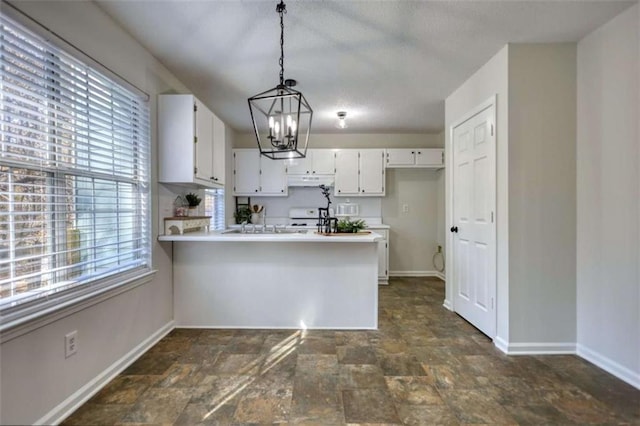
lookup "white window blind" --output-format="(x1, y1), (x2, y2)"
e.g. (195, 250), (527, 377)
(205, 189), (225, 231)
(0, 16), (150, 311)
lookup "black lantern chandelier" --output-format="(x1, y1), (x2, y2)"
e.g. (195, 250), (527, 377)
(248, 0), (313, 160)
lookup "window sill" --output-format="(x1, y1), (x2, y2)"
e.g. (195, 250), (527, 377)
(0, 269), (157, 343)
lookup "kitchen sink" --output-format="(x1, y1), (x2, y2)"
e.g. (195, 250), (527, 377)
(221, 228), (308, 235)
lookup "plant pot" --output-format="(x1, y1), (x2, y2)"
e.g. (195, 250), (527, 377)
(188, 206), (198, 216)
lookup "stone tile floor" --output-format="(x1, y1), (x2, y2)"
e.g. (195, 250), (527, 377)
(63, 277), (639, 425)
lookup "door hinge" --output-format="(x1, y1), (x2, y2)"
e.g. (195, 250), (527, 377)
(385, 243), (388, 248)
(259, 169), (262, 175)
(442, 152), (445, 164)
(194, 104), (197, 112)
(491, 211), (494, 223)
(334, 168), (336, 173)
(194, 167), (198, 174)
(233, 169), (236, 175)
(490, 123), (494, 136)
(194, 136), (198, 144)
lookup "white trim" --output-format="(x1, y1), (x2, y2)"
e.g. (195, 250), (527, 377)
(389, 270), (444, 279)
(37, 320), (175, 426)
(494, 339), (576, 355)
(577, 344), (640, 390)
(1, 270), (157, 343)
(442, 299), (453, 311)
(494, 336), (509, 353)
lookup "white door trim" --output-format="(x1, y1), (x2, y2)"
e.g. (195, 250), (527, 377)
(446, 94), (497, 337)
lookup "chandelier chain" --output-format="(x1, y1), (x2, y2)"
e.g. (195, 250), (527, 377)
(278, 1), (286, 86)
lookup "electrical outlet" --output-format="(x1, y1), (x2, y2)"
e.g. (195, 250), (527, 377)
(65, 330), (78, 358)
(402, 204), (409, 213)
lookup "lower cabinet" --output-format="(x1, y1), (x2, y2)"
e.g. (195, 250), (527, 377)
(372, 228), (389, 284)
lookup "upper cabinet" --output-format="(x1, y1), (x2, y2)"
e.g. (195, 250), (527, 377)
(335, 149), (385, 197)
(233, 149), (287, 196)
(386, 148), (444, 168)
(158, 94), (225, 188)
(286, 149), (335, 175)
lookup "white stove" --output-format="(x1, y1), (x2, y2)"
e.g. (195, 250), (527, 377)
(288, 207), (327, 227)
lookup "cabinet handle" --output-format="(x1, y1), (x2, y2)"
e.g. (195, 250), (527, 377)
(411, 151), (415, 154)
(417, 151), (421, 154)
(362, 189), (365, 193)
(338, 189), (341, 193)
(255, 189), (258, 192)
(281, 189), (284, 193)
(306, 171), (309, 174)
(450, 226), (459, 233)
(312, 171), (316, 174)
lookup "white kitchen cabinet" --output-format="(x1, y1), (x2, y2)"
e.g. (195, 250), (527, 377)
(335, 149), (385, 197)
(286, 149), (335, 175)
(158, 94), (225, 188)
(371, 228), (389, 284)
(233, 149), (287, 196)
(386, 148), (444, 168)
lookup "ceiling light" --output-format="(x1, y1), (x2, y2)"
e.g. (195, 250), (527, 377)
(248, 0), (313, 160)
(336, 111), (347, 129)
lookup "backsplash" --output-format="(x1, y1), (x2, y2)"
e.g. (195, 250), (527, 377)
(245, 187), (382, 220)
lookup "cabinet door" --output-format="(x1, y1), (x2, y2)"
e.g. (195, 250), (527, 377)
(285, 155), (312, 174)
(359, 149), (385, 195)
(260, 157), (287, 195)
(233, 150), (260, 194)
(376, 230), (389, 283)
(194, 98), (214, 183)
(386, 149), (416, 167)
(211, 113), (225, 185)
(312, 149), (335, 174)
(334, 150), (359, 196)
(415, 149), (444, 167)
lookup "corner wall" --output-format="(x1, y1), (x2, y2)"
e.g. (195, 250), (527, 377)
(507, 44), (577, 349)
(576, 4), (639, 388)
(0, 2), (190, 423)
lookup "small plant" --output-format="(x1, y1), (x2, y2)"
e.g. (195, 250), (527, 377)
(336, 219), (366, 233)
(234, 206), (252, 224)
(184, 192), (202, 207)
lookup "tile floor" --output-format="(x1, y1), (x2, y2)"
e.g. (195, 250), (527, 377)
(63, 277), (639, 425)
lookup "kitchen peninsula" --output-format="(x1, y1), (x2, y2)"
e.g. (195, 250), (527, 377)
(159, 230), (382, 329)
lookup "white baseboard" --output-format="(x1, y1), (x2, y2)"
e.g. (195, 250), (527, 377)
(389, 270), (445, 281)
(442, 299), (453, 311)
(38, 321), (175, 426)
(493, 339), (576, 355)
(577, 344), (640, 390)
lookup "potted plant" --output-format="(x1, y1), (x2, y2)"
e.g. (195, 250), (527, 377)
(336, 218), (366, 233)
(184, 192), (202, 216)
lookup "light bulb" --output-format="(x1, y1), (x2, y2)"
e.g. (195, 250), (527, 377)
(336, 111), (348, 129)
(274, 121), (280, 137)
(268, 116), (274, 129)
(291, 119), (297, 133)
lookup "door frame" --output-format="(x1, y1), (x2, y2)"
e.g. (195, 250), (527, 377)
(445, 94), (497, 337)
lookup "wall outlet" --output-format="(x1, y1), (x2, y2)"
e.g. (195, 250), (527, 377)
(65, 330), (78, 358)
(402, 204), (409, 213)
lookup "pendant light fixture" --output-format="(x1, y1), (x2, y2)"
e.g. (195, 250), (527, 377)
(248, 0), (313, 160)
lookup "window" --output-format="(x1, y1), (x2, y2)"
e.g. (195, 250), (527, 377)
(0, 15), (150, 316)
(204, 189), (225, 231)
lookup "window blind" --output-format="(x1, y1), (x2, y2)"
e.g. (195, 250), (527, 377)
(205, 189), (225, 231)
(0, 16), (150, 309)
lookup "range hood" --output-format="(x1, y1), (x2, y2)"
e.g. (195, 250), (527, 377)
(287, 174), (334, 187)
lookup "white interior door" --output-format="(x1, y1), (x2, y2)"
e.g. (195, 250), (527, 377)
(451, 103), (496, 338)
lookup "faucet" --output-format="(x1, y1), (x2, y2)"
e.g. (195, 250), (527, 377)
(241, 221), (248, 233)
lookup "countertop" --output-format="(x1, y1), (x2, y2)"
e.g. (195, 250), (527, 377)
(158, 229), (383, 243)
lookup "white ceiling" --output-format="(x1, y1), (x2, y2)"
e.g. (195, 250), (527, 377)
(96, 0), (634, 134)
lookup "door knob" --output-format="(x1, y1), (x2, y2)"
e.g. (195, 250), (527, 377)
(450, 226), (458, 233)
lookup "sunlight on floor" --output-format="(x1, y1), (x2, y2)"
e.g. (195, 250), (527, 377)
(202, 329), (305, 420)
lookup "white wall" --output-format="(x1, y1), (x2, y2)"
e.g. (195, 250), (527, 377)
(234, 133), (444, 274)
(577, 4), (639, 387)
(445, 43), (578, 350)
(444, 46), (510, 339)
(0, 2), (190, 424)
(508, 44), (577, 347)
